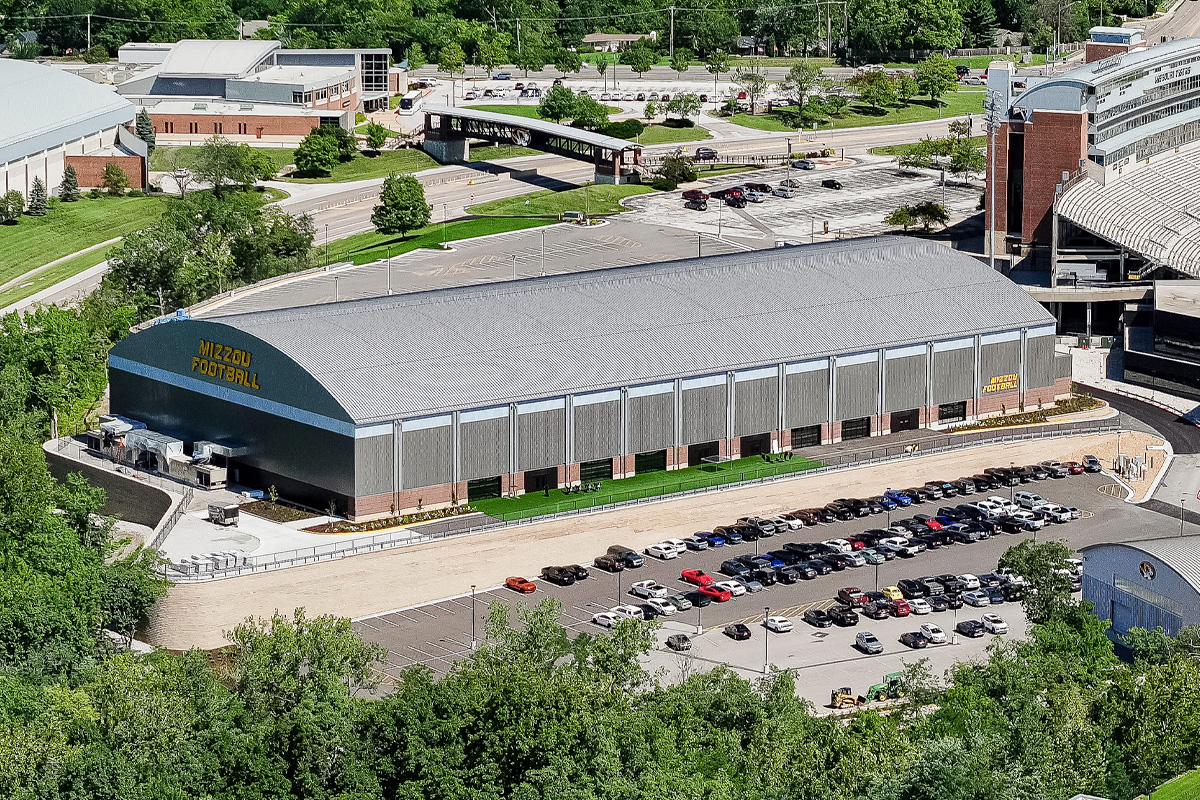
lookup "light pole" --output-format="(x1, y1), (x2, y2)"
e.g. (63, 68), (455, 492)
(386, 246), (392, 295)
(442, 202), (447, 245)
(324, 223), (329, 267)
(983, 90), (1003, 271)
(470, 584), (477, 647)
(1182, 498), (1187, 537)
(540, 228), (546, 276)
(875, 560), (880, 592)
(763, 606), (770, 673)
(1010, 461), (1016, 502)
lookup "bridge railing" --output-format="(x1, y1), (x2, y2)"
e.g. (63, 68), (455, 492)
(642, 153), (791, 167)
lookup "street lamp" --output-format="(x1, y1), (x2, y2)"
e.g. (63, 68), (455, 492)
(1010, 461), (1016, 501)
(470, 584), (477, 647)
(983, 90), (1004, 272)
(1182, 498), (1187, 537)
(763, 606), (770, 673)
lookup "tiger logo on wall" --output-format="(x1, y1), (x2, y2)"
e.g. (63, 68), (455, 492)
(1140, 561), (1157, 580)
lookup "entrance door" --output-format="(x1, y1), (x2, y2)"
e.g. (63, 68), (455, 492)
(467, 476), (501, 501)
(524, 467), (558, 493)
(890, 409), (920, 432)
(580, 459), (613, 482)
(740, 432), (771, 457)
(688, 441), (719, 467)
(791, 425), (821, 448)
(634, 449), (667, 474)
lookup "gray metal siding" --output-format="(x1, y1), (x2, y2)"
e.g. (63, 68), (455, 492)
(574, 401), (620, 463)
(885, 354), (928, 412)
(628, 393), (674, 452)
(459, 417), (510, 480)
(1026, 337), (1056, 390)
(980, 340), (1021, 384)
(1055, 352), (1073, 379)
(518, 408), (566, 471)
(785, 369), (829, 427)
(932, 349), (975, 405)
(735, 377), (778, 436)
(681, 385), (726, 445)
(402, 426), (452, 489)
(354, 434), (393, 496)
(836, 362), (878, 420)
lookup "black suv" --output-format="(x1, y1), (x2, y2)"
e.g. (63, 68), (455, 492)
(606, 545), (644, 568)
(695, 146), (718, 160)
(897, 578), (928, 599)
(540, 566), (576, 586)
(829, 605), (859, 626)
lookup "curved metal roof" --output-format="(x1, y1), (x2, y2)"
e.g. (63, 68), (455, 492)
(0, 60), (134, 165)
(200, 237), (1055, 425)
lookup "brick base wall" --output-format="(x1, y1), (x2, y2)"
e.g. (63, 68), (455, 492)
(1086, 42), (1131, 63)
(149, 113), (321, 138)
(64, 155), (145, 189)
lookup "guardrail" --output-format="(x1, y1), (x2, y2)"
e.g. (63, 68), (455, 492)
(151, 486), (193, 550)
(163, 419), (1119, 582)
(642, 153), (792, 167)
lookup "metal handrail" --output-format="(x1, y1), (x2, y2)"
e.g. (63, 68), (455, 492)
(161, 419), (1119, 582)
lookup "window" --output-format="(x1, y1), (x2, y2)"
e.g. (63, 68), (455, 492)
(162, 121), (174, 133)
(304, 92), (312, 103)
(213, 122), (222, 134)
(316, 88), (328, 101)
(840, 417), (871, 441)
(237, 122), (247, 134)
(292, 91), (303, 104)
(938, 401), (967, 423)
(188, 122), (199, 134)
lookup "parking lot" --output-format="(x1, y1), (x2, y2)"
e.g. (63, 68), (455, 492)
(352, 467), (1149, 698)
(624, 157), (981, 242)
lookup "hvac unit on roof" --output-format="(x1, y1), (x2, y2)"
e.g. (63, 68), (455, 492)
(193, 102), (207, 110)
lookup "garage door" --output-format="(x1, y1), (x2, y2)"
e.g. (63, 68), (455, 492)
(891, 409), (919, 432)
(841, 417), (871, 440)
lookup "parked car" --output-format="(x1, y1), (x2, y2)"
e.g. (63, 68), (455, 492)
(899, 631), (929, 649)
(606, 545), (644, 568)
(889, 599), (913, 617)
(725, 194), (747, 208)
(630, 579), (669, 599)
(695, 146), (718, 160)
(505, 576), (536, 593)
(493, 72), (512, 80)
(803, 608), (834, 627)
(592, 611), (619, 627)
(593, 554), (625, 572)
(666, 633), (692, 651)
(927, 595), (950, 612)
(610, 604), (643, 620)
(666, 593), (693, 611)
(715, 580), (747, 597)
(540, 566), (576, 586)
(838, 587), (868, 606)
(957, 619), (985, 637)
(645, 542), (679, 560)
(919, 623), (947, 643)
(685, 589), (714, 607)
(1083, 454), (1103, 472)
(1040, 460), (1070, 478)
(821, 178), (843, 190)
(793, 158), (816, 169)
(963, 590), (991, 607)
(682, 188), (709, 201)
(856, 631), (884, 653)
(644, 597), (678, 616)
(829, 605), (859, 626)
(773, 185), (800, 198)
(732, 575), (764, 593)
(861, 601), (890, 620)
(765, 615), (794, 632)
(724, 623), (752, 640)
(897, 579), (928, 599)
(682, 534), (711, 551)
(909, 598), (932, 615)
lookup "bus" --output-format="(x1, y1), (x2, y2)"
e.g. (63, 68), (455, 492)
(397, 90), (425, 115)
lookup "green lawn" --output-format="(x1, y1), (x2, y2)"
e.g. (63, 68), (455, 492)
(464, 103), (622, 118)
(474, 454), (824, 521)
(695, 164), (760, 178)
(870, 135), (986, 156)
(1139, 768), (1200, 800)
(467, 184), (654, 217)
(880, 54), (1048, 69)
(636, 124), (713, 145)
(469, 144), (544, 162)
(323, 217), (552, 266)
(0, 245), (115, 310)
(150, 145), (295, 173)
(0, 195), (166, 290)
(354, 123), (404, 139)
(728, 91), (985, 133)
(284, 149), (440, 183)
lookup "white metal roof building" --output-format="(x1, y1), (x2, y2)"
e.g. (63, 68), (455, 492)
(0, 59), (139, 197)
(1082, 537), (1200, 639)
(107, 238), (1070, 518)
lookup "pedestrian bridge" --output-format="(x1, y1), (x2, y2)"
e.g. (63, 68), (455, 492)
(422, 105), (642, 183)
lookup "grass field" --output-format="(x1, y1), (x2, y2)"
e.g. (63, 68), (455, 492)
(467, 184), (654, 216)
(0, 245), (115, 310)
(870, 135), (986, 156)
(285, 149), (440, 183)
(637, 124), (713, 145)
(465, 103), (621, 119)
(0, 195), (165, 290)
(149, 145), (295, 173)
(354, 123), (404, 139)
(695, 164), (760, 178)
(729, 90), (985, 132)
(881, 54), (1049, 69)
(468, 144), (544, 162)
(1138, 768), (1200, 800)
(474, 454), (824, 520)
(323, 217), (551, 266)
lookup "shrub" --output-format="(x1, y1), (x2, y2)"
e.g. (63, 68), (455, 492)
(355, 112), (367, 125)
(126, 188), (145, 197)
(603, 119), (645, 139)
(650, 176), (677, 191)
(87, 188), (103, 199)
(662, 117), (696, 128)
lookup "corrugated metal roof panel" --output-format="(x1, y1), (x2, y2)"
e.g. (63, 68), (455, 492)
(211, 237), (1055, 423)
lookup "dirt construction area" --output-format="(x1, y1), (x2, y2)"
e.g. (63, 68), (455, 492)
(146, 432), (1157, 650)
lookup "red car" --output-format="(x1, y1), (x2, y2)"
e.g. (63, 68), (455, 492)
(838, 587), (867, 607)
(889, 599), (912, 617)
(1064, 461), (1085, 474)
(917, 516), (944, 531)
(681, 188), (709, 201)
(505, 576), (536, 594)
(681, 568), (714, 587)
(697, 585), (733, 602)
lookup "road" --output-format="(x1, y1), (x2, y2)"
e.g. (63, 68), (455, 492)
(1133, 0), (1200, 42)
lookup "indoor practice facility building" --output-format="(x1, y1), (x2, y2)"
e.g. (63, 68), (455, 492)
(106, 238), (1073, 518)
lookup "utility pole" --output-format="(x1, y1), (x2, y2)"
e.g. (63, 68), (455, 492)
(669, 6), (676, 57)
(86, 14), (91, 51)
(516, 19), (521, 54)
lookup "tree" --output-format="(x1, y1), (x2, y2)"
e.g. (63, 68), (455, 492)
(886, 204), (917, 230)
(898, 137), (937, 171)
(949, 137), (986, 181)
(896, 73), (920, 105)
(364, 122), (389, 151)
(659, 148), (698, 184)
(912, 200), (950, 230)
(371, 173), (432, 237)
(915, 54), (959, 106)
(733, 62), (769, 114)
(192, 135), (258, 195)
(779, 62), (821, 109)
(907, 0), (964, 49)
(998, 540), (1077, 623)
(405, 43), (426, 70)
(0, 191), (23, 223)
(479, 37), (509, 75)
(243, 147), (279, 180)
(961, 0), (1000, 47)
(827, 93), (850, 115)
(438, 41), (466, 99)
(538, 85), (578, 123)
(59, 164), (80, 202)
(850, 70), (898, 112)
(310, 125), (357, 161)
(570, 95), (610, 130)
(670, 48), (692, 77)
(554, 48), (583, 76)
(135, 108), (156, 156)
(101, 163), (129, 195)
(621, 42), (656, 77)
(82, 44), (108, 63)
(513, 43), (548, 77)
(26, 177), (47, 217)
(293, 134), (339, 177)
(666, 92), (702, 120)
(643, 99), (658, 121)
(705, 49), (729, 97)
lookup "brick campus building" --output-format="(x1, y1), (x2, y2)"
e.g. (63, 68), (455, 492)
(105, 238), (1072, 519)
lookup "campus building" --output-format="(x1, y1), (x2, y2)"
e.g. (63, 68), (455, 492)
(985, 34), (1200, 280)
(116, 39), (392, 139)
(105, 238), (1072, 518)
(1082, 537), (1200, 640)
(0, 59), (146, 197)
